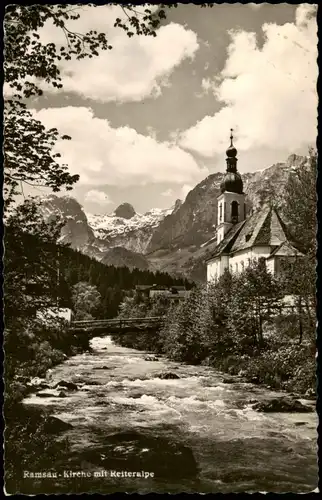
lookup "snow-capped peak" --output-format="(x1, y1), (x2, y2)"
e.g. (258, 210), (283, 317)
(87, 206), (173, 239)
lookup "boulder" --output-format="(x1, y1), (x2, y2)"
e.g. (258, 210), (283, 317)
(304, 388), (316, 400)
(253, 397), (313, 413)
(222, 377), (236, 384)
(53, 380), (78, 391)
(156, 372), (180, 380)
(36, 391), (59, 398)
(94, 366), (110, 370)
(144, 356), (159, 362)
(58, 391), (68, 398)
(80, 431), (198, 480)
(43, 416), (73, 434)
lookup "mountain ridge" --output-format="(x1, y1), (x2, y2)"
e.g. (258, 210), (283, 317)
(37, 153), (307, 280)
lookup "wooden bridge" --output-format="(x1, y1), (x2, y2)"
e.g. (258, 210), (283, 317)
(69, 316), (163, 336)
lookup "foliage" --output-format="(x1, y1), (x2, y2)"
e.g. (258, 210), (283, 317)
(227, 258), (283, 346)
(283, 148), (317, 255)
(112, 257), (315, 395)
(71, 281), (101, 320)
(5, 404), (71, 494)
(160, 286), (211, 364)
(4, 199), (69, 324)
(3, 3), (178, 208)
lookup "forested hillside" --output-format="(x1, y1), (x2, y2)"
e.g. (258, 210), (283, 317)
(56, 243), (192, 319)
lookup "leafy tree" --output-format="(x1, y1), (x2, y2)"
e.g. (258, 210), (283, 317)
(3, 4), (178, 208)
(4, 198), (67, 326)
(282, 148), (317, 255)
(161, 286), (211, 364)
(71, 281), (101, 320)
(279, 254), (316, 346)
(205, 271), (236, 357)
(227, 258), (283, 348)
(278, 148), (317, 343)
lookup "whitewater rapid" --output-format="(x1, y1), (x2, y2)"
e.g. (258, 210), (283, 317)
(23, 335), (318, 493)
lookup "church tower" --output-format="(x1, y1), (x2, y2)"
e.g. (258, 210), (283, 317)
(217, 130), (246, 244)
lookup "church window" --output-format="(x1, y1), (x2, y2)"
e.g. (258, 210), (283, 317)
(219, 203), (222, 222)
(231, 201), (238, 222)
(235, 263), (238, 272)
(229, 264), (233, 273)
(241, 261), (244, 271)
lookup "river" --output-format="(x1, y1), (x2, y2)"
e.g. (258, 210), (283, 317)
(23, 335), (318, 494)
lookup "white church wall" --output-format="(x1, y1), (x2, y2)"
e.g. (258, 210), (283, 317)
(229, 246), (272, 273)
(207, 257), (220, 282)
(266, 257), (275, 274)
(206, 246), (275, 282)
(220, 255), (229, 275)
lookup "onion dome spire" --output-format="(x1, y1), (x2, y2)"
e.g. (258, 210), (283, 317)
(220, 129), (243, 194)
(226, 128), (238, 168)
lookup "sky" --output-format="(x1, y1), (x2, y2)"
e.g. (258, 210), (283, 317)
(21, 3), (317, 215)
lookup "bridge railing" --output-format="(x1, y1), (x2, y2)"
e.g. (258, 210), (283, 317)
(70, 316), (162, 328)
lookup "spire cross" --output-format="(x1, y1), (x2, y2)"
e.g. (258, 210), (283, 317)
(230, 128), (234, 146)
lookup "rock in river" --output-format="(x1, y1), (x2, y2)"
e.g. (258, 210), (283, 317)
(53, 380), (78, 391)
(144, 355), (159, 362)
(157, 372), (180, 380)
(80, 431), (198, 480)
(253, 397), (313, 413)
(222, 377), (236, 384)
(43, 416), (73, 434)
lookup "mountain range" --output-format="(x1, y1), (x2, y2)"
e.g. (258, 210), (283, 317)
(37, 153), (306, 281)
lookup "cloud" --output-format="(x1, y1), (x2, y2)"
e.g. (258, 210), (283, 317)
(161, 188), (174, 197)
(32, 106), (208, 187)
(34, 5), (199, 103)
(85, 190), (113, 205)
(181, 184), (193, 200)
(179, 5), (317, 157)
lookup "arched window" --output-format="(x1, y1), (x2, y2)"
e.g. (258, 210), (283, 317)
(241, 261), (244, 271)
(231, 201), (238, 222)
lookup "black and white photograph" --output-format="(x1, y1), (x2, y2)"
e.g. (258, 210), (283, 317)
(3, 2), (318, 495)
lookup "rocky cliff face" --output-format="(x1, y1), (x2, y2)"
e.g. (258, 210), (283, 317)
(146, 154), (307, 281)
(37, 195), (95, 251)
(147, 156), (304, 255)
(38, 195), (172, 271)
(87, 207), (173, 254)
(113, 202), (136, 220)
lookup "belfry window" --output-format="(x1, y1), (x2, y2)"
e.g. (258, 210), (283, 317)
(231, 201), (238, 222)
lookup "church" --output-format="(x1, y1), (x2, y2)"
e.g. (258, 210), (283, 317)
(206, 131), (303, 283)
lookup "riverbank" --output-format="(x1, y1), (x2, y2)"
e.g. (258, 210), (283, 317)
(111, 330), (316, 399)
(4, 319), (93, 492)
(5, 335), (317, 494)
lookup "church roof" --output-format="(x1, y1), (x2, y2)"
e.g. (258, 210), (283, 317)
(267, 240), (304, 258)
(207, 206), (297, 261)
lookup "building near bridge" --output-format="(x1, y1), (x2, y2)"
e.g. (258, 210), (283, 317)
(206, 131), (304, 283)
(135, 284), (190, 301)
